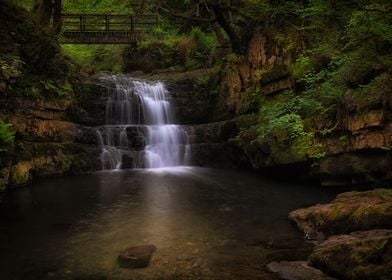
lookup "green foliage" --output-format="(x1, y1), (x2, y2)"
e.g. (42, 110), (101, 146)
(134, 27), (216, 71)
(151, 27), (167, 39)
(40, 79), (72, 97)
(0, 55), (23, 80)
(181, 27), (217, 70)
(291, 54), (314, 79)
(257, 91), (327, 159)
(191, 27), (217, 56)
(291, 0), (392, 89)
(6, 0), (35, 10)
(0, 120), (14, 152)
(194, 68), (220, 96)
(347, 3), (392, 47)
(61, 44), (125, 73)
(63, 0), (134, 14)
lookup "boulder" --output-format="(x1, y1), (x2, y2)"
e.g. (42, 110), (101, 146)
(118, 245), (157, 269)
(289, 189), (392, 240)
(266, 261), (336, 280)
(309, 229), (392, 280)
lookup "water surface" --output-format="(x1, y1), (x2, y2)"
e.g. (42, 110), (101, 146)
(0, 167), (338, 279)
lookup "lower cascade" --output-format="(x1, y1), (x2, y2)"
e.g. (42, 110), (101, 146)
(96, 75), (191, 169)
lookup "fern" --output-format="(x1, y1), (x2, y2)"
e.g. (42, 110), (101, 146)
(0, 120), (14, 152)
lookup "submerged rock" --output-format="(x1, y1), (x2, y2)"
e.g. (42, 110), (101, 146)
(117, 245), (157, 269)
(309, 229), (392, 280)
(289, 189), (392, 240)
(266, 260), (336, 280)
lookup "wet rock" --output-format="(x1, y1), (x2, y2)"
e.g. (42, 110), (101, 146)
(75, 126), (98, 145)
(121, 154), (134, 169)
(347, 110), (384, 132)
(184, 120), (239, 144)
(6, 142), (99, 187)
(8, 117), (79, 142)
(118, 245), (157, 269)
(314, 153), (392, 186)
(69, 82), (107, 126)
(126, 126), (147, 151)
(267, 261), (336, 280)
(309, 229), (392, 280)
(289, 189), (392, 240)
(189, 143), (249, 168)
(9, 161), (33, 186)
(167, 77), (215, 124)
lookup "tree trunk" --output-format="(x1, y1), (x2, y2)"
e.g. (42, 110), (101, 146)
(52, 0), (62, 34)
(35, 0), (53, 26)
(211, 4), (242, 54)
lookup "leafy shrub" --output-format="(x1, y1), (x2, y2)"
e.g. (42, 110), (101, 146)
(0, 120), (14, 152)
(130, 27), (216, 71)
(191, 27), (217, 56)
(40, 79), (73, 97)
(257, 90), (328, 159)
(291, 54), (314, 79)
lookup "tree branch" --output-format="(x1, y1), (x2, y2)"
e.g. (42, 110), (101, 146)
(157, 4), (216, 22)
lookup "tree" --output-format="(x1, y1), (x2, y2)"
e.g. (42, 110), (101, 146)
(34, 0), (62, 33)
(151, 0), (245, 54)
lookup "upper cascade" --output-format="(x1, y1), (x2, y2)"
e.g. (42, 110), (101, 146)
(97, 75), (191, 169)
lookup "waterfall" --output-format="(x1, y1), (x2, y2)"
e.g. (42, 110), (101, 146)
(96, 75), (191, 170)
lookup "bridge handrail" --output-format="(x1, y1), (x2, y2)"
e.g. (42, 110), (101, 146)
(60, 13), (158, 44)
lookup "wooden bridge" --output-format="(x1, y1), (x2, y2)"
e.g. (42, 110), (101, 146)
(60, 14), (158, 44)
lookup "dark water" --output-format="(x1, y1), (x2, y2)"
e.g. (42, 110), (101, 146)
(0, 167), (338, 280)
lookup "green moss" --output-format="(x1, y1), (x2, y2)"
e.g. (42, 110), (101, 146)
(349, 189), (392, 199)
(62, 44), (125, 73)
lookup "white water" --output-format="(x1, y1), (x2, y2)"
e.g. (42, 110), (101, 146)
(97, 75), (191, 169)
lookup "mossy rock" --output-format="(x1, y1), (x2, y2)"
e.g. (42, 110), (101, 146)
(309, 229), (392, 280)
(9, 161), (33, 185)
(289, 189), (392, 240)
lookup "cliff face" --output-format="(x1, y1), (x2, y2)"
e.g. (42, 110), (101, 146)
(218, 32), (392, 186)
(164, 30), (391, 187)
(0, 2), (102, 190)
(0, 86), (103, 190)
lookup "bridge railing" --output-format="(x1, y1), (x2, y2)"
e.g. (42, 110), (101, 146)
(60, 14), (158, 43)
(61, 14), (158, 32)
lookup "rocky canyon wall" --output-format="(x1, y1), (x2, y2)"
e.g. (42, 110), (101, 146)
(163, 31), (392, 187)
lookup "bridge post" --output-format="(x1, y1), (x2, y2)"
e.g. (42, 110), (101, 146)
(79, 15), (86, 32)
(105, 15), (110, 33)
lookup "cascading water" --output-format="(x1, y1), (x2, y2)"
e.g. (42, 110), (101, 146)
(96, 75), (191, 169)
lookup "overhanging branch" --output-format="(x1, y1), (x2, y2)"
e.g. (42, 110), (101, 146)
(157, 4), (216, 22)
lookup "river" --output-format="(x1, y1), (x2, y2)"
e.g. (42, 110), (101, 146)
(0, 167), (338, 279)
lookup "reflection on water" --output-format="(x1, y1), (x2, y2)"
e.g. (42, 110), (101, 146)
(0, 168), (338, 279)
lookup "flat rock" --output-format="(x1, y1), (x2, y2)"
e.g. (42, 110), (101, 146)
(118, 244), (157, 269)
(309, 229), (392, 280)
(266, 261), (336, 280)
(289, 189), (392, 240)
